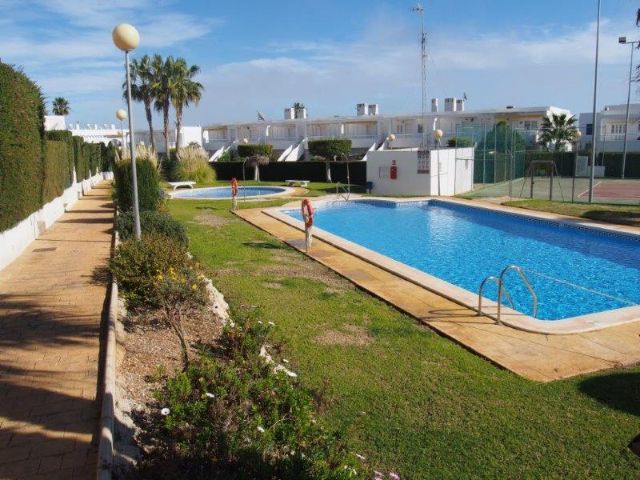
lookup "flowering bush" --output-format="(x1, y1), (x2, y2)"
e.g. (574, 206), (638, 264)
(116, 210), (188, 246)
(139, 319), (370, 479)
(109, 233), (207, 311)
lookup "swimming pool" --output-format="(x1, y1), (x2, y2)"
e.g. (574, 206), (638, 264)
(172, 186), (289, 199)
(281, 199), (640, 324)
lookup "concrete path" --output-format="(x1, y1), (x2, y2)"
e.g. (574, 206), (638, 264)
(0, 183), (113, 479)
(236, 207), (640, 382)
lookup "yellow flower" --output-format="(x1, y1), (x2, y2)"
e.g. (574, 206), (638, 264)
(191, 284), (197, 290)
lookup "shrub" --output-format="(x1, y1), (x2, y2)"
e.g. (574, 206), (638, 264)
(237, 143), (273, 158)
(83, 142), (101, 177)
(121, 144), (160, 171)
(45, 130), (75, 187)
(117, 210), (188, 246)
(0, 63), (45, 231)
(142, 319), (365, 479)
(109, 233), (206, 311)
(447, 137), (473, 148)
(72, 136), (89, 180)
(174, 145), (216, 183)
(216, 149), (239, 163)
(42, 140), (67, 203)
(308, 139), (352, 160)
(100, 143), (117, 172)
(114, 158), (163, 212)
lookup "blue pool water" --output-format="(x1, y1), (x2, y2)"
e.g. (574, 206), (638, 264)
(173, 186), (286, 199)
(286, 200), (640, 320)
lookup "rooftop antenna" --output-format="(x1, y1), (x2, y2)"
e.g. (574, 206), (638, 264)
(411, 2), (428, 158)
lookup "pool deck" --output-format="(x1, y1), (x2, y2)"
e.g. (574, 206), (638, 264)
(235, 197), (640, 382)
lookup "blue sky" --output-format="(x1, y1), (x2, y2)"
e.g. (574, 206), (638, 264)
(1, 0), (639, 127)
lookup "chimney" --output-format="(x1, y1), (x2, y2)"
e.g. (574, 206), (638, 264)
(357, 103), (368, 116)
(444, 97), (457, 112)
(368, 104), (379, 116)
(431, 98), (438, 112)
(456, 99), (464, 112)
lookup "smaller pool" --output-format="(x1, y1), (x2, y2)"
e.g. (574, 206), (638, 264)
(172, 186), (288, 199)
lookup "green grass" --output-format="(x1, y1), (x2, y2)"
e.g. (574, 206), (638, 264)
(502, 199), (640, 227)
(168, 198), (640, 479)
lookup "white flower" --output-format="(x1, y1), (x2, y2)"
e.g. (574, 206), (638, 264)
(268, 321), (275, 326)
(389, 473), (400, 480)
(258, 320), (264, 324)
(257, 426), (265, 433)
(205, 392), (215, 399)
(282, 359), (289, 364)
(160, 407), (170, 416)
(355, 453), (366, 461)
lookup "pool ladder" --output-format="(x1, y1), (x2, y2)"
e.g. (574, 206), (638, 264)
(478, 265), (538, 323)
(336, 182), (351, 201)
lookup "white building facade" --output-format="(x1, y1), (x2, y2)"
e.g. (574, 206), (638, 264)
(578, 103), (640, 152)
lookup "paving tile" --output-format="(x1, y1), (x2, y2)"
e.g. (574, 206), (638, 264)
(0, 184), (112, 476)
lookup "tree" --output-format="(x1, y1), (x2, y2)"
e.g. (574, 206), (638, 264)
(246, 154), (269, 181)
(125, 54), (156, 152)
(169, 58), (203, 149)
(151, 54), (174, 158)
(538, 113), (578, 152)
(308, 139), (352, 182)
(52, 97), (69, 116)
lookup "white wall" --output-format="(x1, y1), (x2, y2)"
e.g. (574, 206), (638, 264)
(44, 115), (66, 131)
(366, 148), (474, 196)
(0, 171), (108, 272)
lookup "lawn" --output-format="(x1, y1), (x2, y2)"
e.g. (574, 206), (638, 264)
(168, 196), (640, 479)
(502, 199), (640, 227)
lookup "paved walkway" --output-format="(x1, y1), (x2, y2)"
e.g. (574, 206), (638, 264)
(236, 207), (640, 382)
(0, 183), (113, 479)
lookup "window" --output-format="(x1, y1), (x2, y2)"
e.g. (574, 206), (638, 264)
(586, 123), (593, 135)
(609, 124), (625, 135)
(417, 150), (430, 174)
(417, 124), (424, 134)
(523, 120), (538, 131)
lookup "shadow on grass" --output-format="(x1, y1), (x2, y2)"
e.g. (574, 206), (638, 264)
(242, 240), (286, 250)
(583, 210), (640, 227)
(579, 372), (640, 417)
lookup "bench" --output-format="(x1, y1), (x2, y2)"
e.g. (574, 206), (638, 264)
(285, 179), (309, 187)
(168, 181), (196, 191)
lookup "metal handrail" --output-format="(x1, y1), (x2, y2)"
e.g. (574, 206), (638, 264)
(335, 181), (351, 201)
(497, 265), (538, 322)
(478, 275), (514, 315)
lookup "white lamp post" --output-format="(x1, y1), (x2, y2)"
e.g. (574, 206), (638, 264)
(618, 36), (638, 180)
(386, 133), (396, 149)
(433, 129), (443, 196)
(112, 23), (141, 239)
(116, 109), (127, 150)
(572, 130), (582, 202)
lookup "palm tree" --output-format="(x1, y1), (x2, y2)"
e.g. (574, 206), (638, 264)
(170, 58), (203, 149)
(124, 54), (156, 152)
(538, 113), (579, 151)
(246, 154), (269, 181)
(52, 97), (70, 116)
(151, 54), (174, 158)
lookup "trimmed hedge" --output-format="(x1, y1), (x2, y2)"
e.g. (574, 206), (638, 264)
(212, 161), (366, 184)
(42, 140), (68, 203)
(0, 63), (46, 231)
(45, 130), (75, 187)
(308, 139), (352, 159)
(72, 136), (87, 181)
(116, 210), (188, 246)
(237, 144), (273, 158)
(447, 137), (473, 148)
(597, 152), (640, 178)
(100, 143), (116, 172)
(114, 159), (163, 212)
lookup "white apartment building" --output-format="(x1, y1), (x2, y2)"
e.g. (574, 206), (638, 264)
(578, 103), (640, 152)
(203, 102), (570, 162)
(51, 101), (570, 160)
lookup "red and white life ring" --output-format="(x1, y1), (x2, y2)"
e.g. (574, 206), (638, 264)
(230, 177), (239, 196)
(301, 198), (314, 228)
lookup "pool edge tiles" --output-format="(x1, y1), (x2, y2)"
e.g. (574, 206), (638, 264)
(266, 197), (640, 335)
(170, 186), (294, 200)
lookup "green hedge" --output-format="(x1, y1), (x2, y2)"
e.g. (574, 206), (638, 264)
(72, 136), (87, 180)
(237, 144), (273, 158)
(42, 140), (68, 203)
(0, 63), (46, 231)
(308, 139), (352, 159)
(597, 152), (640, 178)
(114, 159), (162, 212)
(212, 160), (366, 184)
(447, 137), (473, 148)
(100, 143), (116, 172)
(45, 130), (75, 187)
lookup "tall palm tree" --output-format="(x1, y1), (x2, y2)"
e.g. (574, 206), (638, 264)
(538, 113), (579, 151)
(169, 58), (203, 149)
(52, 97), (70, 116)
(151, 54), (174, 158)
(124, 54), (156, 152)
